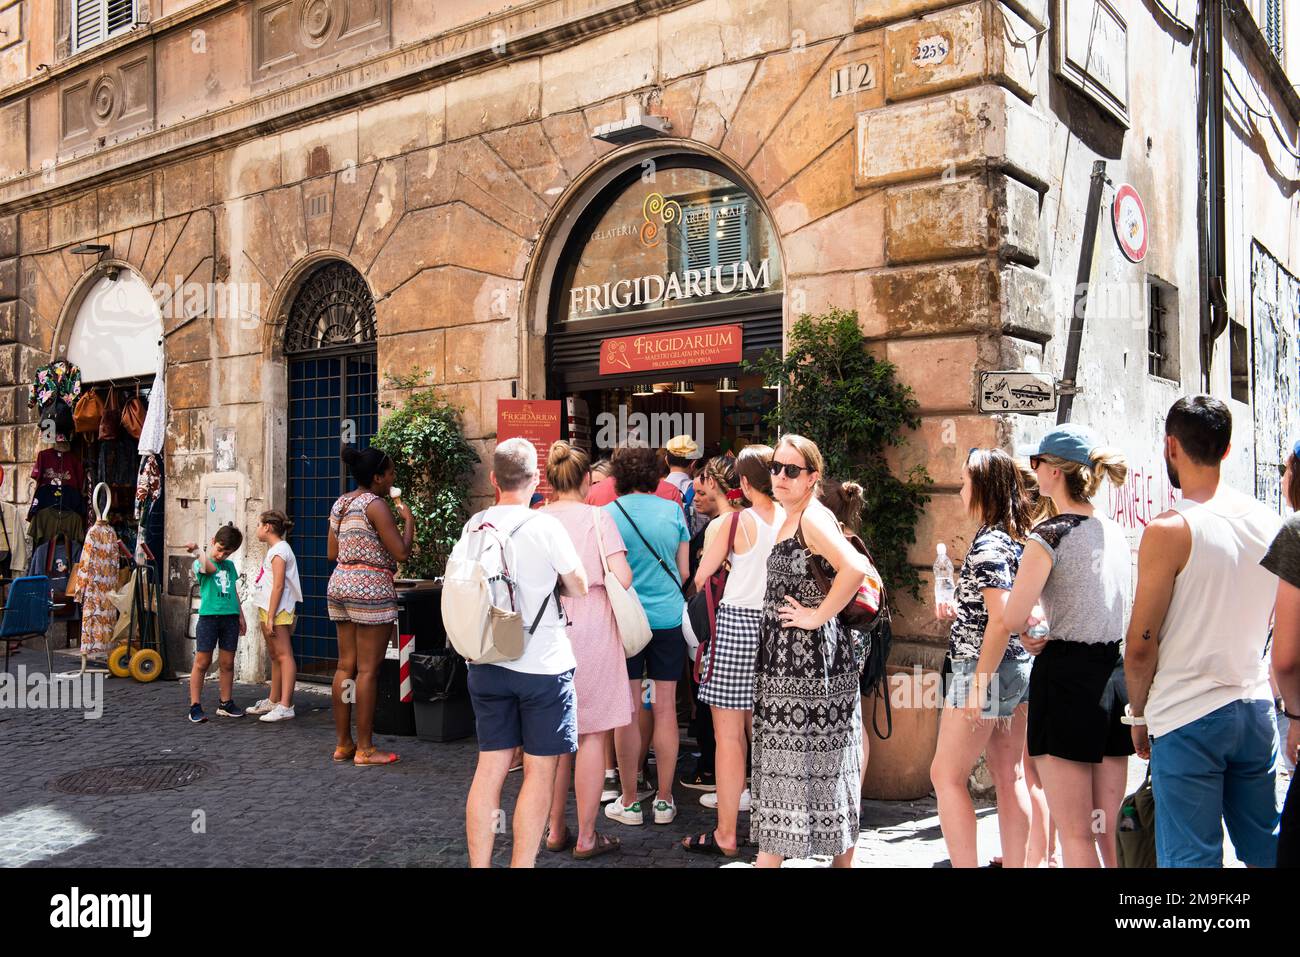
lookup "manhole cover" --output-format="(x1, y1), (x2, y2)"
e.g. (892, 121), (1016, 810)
(50, 760), (209, 795)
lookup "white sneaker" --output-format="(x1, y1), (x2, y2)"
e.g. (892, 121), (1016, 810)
(604, 797), (644, 826)
(653, 797), (677, 825)
(600, 774), (620, 803)
(259, 704), (295, 722)
(247, 698), (276, 716)
(700, 789), (751, 812)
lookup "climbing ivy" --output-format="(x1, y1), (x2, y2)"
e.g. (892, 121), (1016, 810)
(747, 308), (933, 600)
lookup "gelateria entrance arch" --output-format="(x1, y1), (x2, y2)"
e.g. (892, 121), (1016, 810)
(533, 148), (785, 463)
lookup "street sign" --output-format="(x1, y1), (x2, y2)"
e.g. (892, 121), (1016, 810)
(978, 371), (1058, 414)
(1112, 183), (1148, 262)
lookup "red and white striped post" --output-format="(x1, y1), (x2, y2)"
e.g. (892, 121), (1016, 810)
(398, 631), (414, 703)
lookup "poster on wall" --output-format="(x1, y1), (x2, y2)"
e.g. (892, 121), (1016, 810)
(497, 400), (562, 496)
(1250, 242), (1300, 513)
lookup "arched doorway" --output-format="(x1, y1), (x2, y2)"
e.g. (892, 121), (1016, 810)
(544, 154), (784, 459)
(64, 268), (166, 579)
(283, 260), (379, 677)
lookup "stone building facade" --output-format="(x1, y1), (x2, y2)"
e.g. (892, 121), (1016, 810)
(0, 0), (1296, 743)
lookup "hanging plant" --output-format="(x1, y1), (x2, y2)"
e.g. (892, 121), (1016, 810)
(746, 308), (933, 600)
(372, 371), (480, 579)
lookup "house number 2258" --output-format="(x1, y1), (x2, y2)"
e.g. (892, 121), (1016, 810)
(913, 35), (951, 66)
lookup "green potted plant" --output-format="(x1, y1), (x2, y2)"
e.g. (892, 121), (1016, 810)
(371, 371), (480, 582)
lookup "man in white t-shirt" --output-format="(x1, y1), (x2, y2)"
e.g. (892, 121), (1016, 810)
(460, 437), (588, 868)
(1124, 396), (1283, 867)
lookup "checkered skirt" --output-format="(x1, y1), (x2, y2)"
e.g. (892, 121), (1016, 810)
(698, 603), (761, 710)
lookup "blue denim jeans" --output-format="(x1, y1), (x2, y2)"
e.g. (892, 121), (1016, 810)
(1149, 699), (1280, 867)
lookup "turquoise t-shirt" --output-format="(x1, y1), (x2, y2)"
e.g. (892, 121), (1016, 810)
(605, 494), (689, 630)
(194, 558), (240, 616)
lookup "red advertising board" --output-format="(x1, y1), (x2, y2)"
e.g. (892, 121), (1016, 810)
(496, 400), (562, 495)
(599, 324), (743, 376)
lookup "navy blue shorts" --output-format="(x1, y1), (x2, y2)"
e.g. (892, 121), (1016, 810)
(468, 664), (577, 756)
(195, 615), (240, 654)
(625, 625), (687, 682)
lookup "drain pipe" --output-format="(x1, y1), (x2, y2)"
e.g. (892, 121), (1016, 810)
(1203, 0), (1231, 389)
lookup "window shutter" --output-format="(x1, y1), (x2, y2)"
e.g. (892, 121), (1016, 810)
(73, 0), (104, 52)
(72, 0), (135, 53)
(107, 0), (135, 35)
(713, 201), (748, 268)
(1265, 0), (1284, 60)
(685, 206), (713, 273)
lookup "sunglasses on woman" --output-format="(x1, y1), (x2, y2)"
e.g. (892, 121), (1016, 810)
(769, 461), (816, 479)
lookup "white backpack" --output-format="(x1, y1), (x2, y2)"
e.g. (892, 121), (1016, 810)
(441, 512), (563, 665)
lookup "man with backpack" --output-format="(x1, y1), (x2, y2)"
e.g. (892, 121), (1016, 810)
(451, 438), (589, 867)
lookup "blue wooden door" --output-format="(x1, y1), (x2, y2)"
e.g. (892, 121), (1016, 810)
(287, 351), (377, 677)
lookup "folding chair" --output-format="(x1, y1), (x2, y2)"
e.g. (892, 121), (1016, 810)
(1, 575), (56, 675)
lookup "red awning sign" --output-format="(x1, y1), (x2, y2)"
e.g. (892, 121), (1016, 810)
(599, 324), (743, 376)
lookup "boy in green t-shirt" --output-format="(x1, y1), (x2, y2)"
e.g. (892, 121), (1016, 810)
(184, 525), (246, 723)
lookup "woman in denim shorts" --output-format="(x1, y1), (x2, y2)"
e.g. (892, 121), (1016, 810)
(930, 448), (1037, 868)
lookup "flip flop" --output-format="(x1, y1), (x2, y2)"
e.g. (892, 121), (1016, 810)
(545, 827), (574, 853)
(353, 746), (400, 766)
(332, 745), (357, 762)
(681, 830), (739, 858)
(573, 834), (621, 860)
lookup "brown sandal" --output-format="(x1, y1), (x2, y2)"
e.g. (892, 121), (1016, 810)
(332, 744), (357, 762)
(573, 834), (621, 860)
(545, 827), (574, 853)
(353, 746), (399, 766)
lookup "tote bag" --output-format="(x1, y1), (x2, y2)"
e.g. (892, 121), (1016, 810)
(592, 506), (652, 657)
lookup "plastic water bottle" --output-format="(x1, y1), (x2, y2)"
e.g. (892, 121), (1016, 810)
(1027, 620), (1051, 639)
(933, 543), (955, 609)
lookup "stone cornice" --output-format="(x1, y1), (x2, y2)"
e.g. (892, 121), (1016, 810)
(0, 0), (698, 213)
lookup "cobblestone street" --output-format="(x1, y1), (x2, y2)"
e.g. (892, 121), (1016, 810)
(0, 650), (1002, 868)
(2, 650), (1289, 868)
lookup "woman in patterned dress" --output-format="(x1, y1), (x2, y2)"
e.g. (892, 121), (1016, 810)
(328, 446), (414, 766)
(752, 435), (872, 867)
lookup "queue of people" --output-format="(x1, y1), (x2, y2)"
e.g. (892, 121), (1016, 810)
(179, 395), (1296, 871)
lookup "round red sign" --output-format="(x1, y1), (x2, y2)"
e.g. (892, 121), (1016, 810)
(1112, 183), (1148, 263)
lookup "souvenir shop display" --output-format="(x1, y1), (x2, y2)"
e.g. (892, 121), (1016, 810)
(75, 483), (130, 661)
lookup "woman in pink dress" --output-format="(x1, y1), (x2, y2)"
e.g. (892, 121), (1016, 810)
(542, 441), (634, 860)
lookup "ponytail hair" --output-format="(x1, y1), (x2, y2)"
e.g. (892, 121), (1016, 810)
(818, 478), (865, 534)
(341, 445), (392, 488)
(259, 509), (294, 538)
(1036, 446), (1128, 505)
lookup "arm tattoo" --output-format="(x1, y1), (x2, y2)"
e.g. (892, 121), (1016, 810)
(1141, 629), (1151, 641)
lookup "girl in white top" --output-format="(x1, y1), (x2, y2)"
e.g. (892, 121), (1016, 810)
(683, 446), (783, 858)
(250, 510), (303, 722)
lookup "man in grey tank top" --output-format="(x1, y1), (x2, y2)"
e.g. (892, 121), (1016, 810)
(1124, 397), (1283, 868)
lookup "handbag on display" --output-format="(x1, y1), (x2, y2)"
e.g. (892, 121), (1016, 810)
(592, 506), (652, 658)
(121, 387), (147, 439)
(98, 387), (122, 441)
(73, 389), (104, 436)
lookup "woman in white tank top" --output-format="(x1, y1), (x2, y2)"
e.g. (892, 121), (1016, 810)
(682, 446), (783, 858)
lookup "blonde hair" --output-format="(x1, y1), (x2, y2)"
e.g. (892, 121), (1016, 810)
(773, 434), (824, 492)
(546, 441), (589, 494)
(1037, 446), (1128, 505)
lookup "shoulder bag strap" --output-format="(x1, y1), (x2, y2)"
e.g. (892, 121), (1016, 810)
(614, 500), (683, 595)
(506, 511), (566, 632)
(592, 507), (612, 579)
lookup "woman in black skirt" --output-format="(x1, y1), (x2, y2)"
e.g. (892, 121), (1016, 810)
(1003, 425), (1133, 868)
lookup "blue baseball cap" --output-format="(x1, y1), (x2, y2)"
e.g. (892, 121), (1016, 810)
(1017, 424), (1101, 467)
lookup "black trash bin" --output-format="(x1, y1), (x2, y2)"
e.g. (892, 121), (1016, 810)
(397, 581), (445, 653)
(410, 648), (476, 742)
(372, 652), (416, 737)
(372, 583), (444, 737)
